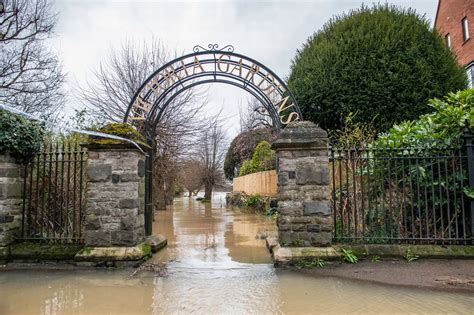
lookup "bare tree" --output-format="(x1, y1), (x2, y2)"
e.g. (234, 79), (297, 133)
(79, 38), (216, 210)
(79, 38), (171, 122)
(239, 97), (274, 132)
(0, 0), (65, 117)
(177, 159), (203, 197)
(195, 125), (227, 200)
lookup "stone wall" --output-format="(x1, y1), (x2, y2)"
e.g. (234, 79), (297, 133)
(272, 121), (332, 247)
(84, 145), (146, 247)
(0, 154), (23, 246)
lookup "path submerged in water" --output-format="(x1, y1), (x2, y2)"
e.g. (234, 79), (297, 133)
(0, 195), (473, 314)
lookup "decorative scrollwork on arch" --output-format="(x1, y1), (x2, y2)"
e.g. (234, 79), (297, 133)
(192, 44), (235, 53)
(125, 45), (302, 134)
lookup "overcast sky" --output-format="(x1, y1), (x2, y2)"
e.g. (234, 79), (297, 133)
(51, 0), (438, 137)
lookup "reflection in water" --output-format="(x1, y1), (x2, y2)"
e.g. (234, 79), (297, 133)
(0, 194), (473, 314)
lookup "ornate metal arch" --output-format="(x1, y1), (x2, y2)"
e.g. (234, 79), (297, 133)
(123, 44), (302, 138)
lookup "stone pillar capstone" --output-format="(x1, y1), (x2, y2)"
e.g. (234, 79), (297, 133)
(0, 154), (23, 246)
(272, 121), (332, 247)
(84, 144), (146, 247)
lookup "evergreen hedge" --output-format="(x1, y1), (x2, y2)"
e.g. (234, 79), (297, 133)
(288, 4), (467, 132)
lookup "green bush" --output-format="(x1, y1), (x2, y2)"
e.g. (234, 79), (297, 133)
(243, 194), (262, 207)
(367, 89), (473, 240)
(239, 159), (257, 176)
(238, 141), (276, 176)
(224, 128), (276, 180)
(331, 90), (473, 242)
(376, 89), (473, 147)
(0, 109), (45, 162)
(288, 4), (467, 132)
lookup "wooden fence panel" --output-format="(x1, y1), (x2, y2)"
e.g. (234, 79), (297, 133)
(232, 170), (277, 197)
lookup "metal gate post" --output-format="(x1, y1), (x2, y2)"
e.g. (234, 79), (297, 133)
(463, 122), (474, 243)
(144, 145), (153, 236)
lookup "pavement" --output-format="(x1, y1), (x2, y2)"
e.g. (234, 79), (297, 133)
(296, 259), (474, 293)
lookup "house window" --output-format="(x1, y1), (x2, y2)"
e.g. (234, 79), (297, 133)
(462, 17), (470, 42)
(467, 64), (474, 88)
(445, 33), (451, 49)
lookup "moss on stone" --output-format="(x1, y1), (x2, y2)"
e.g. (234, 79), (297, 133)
(140, 243), (152, 257)
(274, 244), (474, 265)
(79, 247), (93, 255)
(9, 242), (83, 260)
(334, 244), (474, 259)
(0, 246), (9, 259)
(291, 239), (305, 247)
(87, 123), (150, 149)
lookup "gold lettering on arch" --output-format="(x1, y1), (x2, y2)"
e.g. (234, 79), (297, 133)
(193, 57), (205, 74)
(256, 71), (272, 89)
(244, 63), (260, 84)
(256, 72), (285, 99)
(163, 65), (181, 85)
(264, 81), (285, 99)
(131, 96), (152, 120)
(129, 53), (300, 125)
(229, 58), (243, 77)
(178, 60), (190, 77)
(217, 54), (231, 72)
(276, 96), (293, 114)
(280, 112), (299, 124)
(276, 96), (299, 124)
(146, 79), (163, 98)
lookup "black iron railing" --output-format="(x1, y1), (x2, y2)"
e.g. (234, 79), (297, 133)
(329, 126), (473, 245)
(20, 142), (87, 243)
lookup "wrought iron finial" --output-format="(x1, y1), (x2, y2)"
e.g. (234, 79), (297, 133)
(193, 44), (235, 53)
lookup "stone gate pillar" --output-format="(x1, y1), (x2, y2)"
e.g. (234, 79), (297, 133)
(0, 154), (23, 246)
(272, 121), (332, 247)
(84, 143), (146, 247)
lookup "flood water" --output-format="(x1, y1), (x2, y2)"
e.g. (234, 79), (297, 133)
(1, 194), (473, 314)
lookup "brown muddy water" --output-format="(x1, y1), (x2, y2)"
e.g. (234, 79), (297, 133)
(1, 194), (473, 314)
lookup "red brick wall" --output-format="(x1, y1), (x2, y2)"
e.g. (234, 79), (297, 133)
(435, 0), (474, 66)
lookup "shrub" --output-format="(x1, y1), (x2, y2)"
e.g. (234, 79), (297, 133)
(331, 90), (473, 243)
(224, 128), (276, 180)
(376, 89), (473, 147)
(239, 159), (257, 176)
(243, 194), (263, 208)
(288, 4), (467, 132)
(329, 112), (377, 145)
(238, 141), (276, 176)
(367, 89), (472, 241)
(226, 192), (272, 213)
(0, 109), (45, 162)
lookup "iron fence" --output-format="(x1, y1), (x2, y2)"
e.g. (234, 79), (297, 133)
(20, 142), (87, 243)
(329, 126), (473, 245)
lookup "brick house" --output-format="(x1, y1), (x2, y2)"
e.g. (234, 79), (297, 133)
(435, 0), (474, 87)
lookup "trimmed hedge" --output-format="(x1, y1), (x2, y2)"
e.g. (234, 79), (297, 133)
(288, 4), (467, 132)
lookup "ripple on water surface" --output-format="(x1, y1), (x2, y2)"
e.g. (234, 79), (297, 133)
(0, 195), (473, 314)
